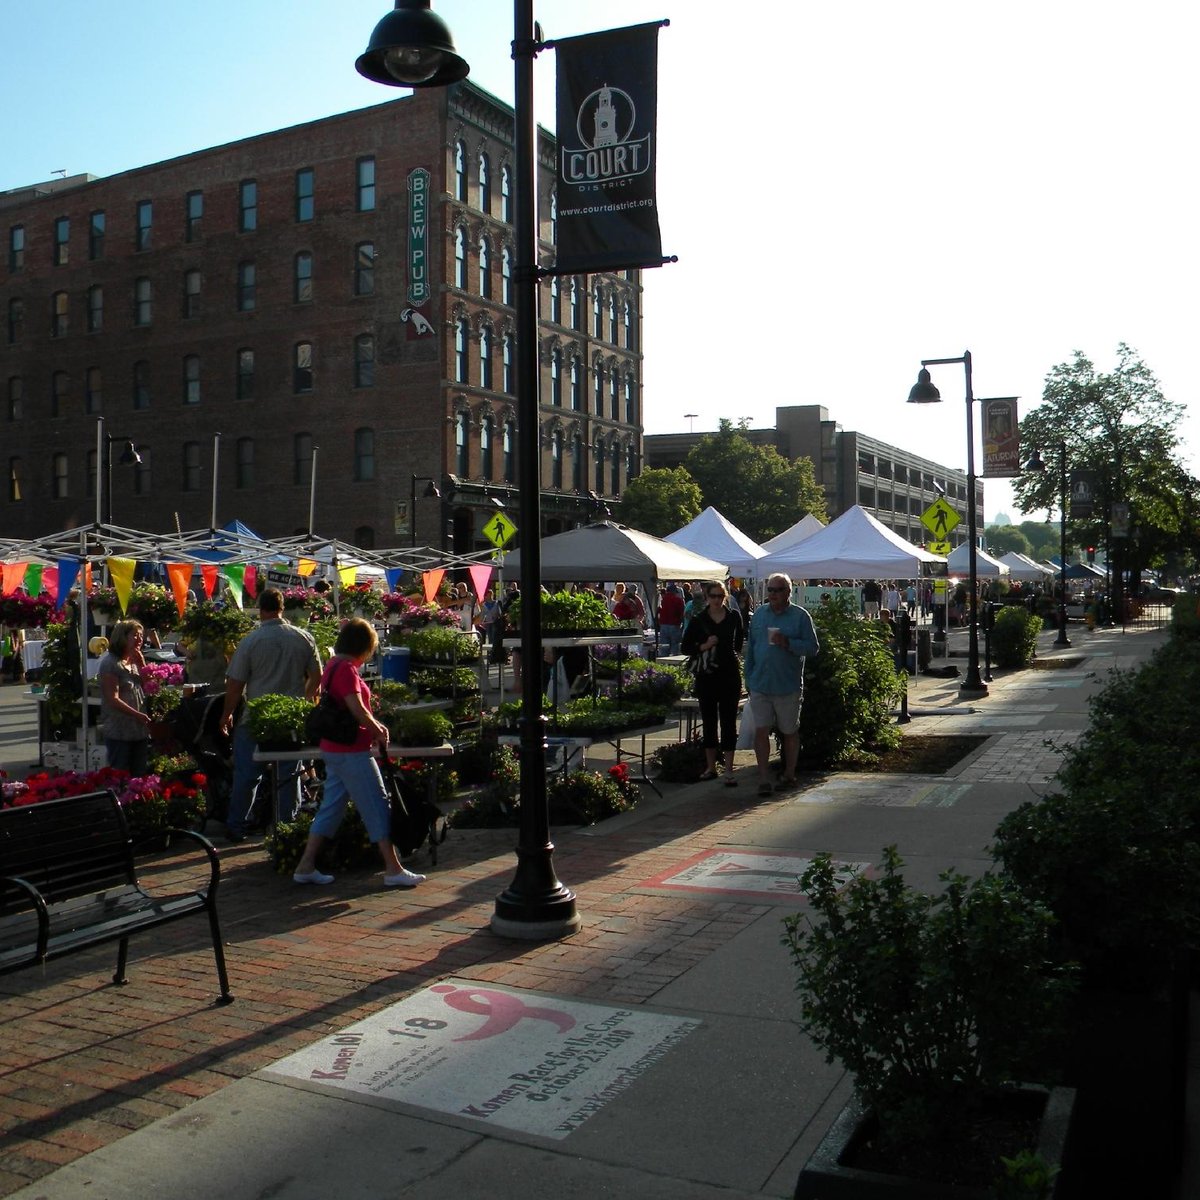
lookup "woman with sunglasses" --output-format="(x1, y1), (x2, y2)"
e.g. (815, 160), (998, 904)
(681, 581), (745, 785)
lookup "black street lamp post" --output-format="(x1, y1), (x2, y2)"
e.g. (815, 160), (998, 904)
(358, 0), (580, 938)
(1023, 443), (1071, 648)
(94, 415), (142, 526)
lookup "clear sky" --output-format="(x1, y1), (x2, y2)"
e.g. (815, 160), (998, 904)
(4, 0), (1197, 527)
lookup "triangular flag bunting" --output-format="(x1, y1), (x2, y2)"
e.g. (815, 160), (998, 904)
(222, 564), (246, 610)
(1, 563), (25, 596)
(56, 559), (80, 609)
(244, 565), (258, 599)
(166, 564), (192, 619)
(422, 569), (445, 603)
(200, 564), (219, 598)
(108, 558), (137, 614)
(385, 567), (404, 592)
(298, 558), (318, 577)
(338, 564), (357, 588)
(467, 562), (494, 604)
(24, 563), (43, 597)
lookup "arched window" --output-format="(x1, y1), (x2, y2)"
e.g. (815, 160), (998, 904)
(354, 334), (375, 388)
(454, 317), (469, 383)
(570, 278), (581, 329)
(183, 354), (201, 405)
(7, 297), (23, 343)
(501, 245), (512, 305)
(570, 358), (582, 411)
(455, 410), (470, 475)
(7, 376), (23, 421)
(454, 226), (467, 289)
(550, 347), (562, 406)
(610, 367), (620, 420)
(500, 164), (512, 222)
(479, 325), (493, 389)
(454, 141), (467, 202)
(354, 525), (376, 550)
(610, 441), (620, 494)
(502, 334), (514, 394)
(478, 151), (491, 213)
(480, 412), (495, 480)
(593, 362), (603, 414)
(624, 374), (636, 424)
(182, 271), (200, 318)
(550, 276), (561, 323)
(294, 252), (313, 303)
(609, 294), (618, 342)
(293, 342), (313, 394)
(236, 437), (254, 488)
(478, 236), (491, 298)
(51, 291), (68, 337)
(551, 428), (563, 488)
(135, 276), (153, 324)
(354, 427), (375, 481)
(572, 431), (584, 490)
(549, 190), (558, 243)
(594, 438), (605, 491)
(355, 242), (375, 296)
(592, 288), (602, 337)
(624, 299), (633, 349)
(503, 418), (516, 481)
(293, 433), (313, 485)
(236, 262), (254, 312)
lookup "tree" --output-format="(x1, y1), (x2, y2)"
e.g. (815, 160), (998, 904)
(684, 419), (827, 544)
(616, 466), (702, 537)
(985, 524), (1033, 557)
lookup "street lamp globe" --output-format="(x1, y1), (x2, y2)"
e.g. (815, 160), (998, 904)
(356, 0), (470, 87)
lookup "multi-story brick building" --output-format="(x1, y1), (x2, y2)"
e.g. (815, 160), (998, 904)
(645, 405), (984, 549)
(0, 81), (643, 551)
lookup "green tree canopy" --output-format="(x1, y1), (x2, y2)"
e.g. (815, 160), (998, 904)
(616, 466), (703, 537)
(984, 524), (1033, 558)
(683, 419), (827, 544)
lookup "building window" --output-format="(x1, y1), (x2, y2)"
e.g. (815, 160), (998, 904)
(594, 439), (605, 491)
(550, 276), (561, 323)
(239, 180), (257, 232)
(185, 191), (202, 241)
(52, 452), (69, 499)
(354, 334), (375, 388)
(182, 442), (201, 491)
(454, 141), (467, 202)
(294, 252), (313, 303)
(236, 348), (255, 400)
(610, 368), (619, 420)
(52, 371), (68, 418)
(8, 225), (24, 272)
(569, 277), (580, 328)
(356, 156), (376, 211)
(478, 151), (491, 213)
(7, 298), (23, 343)
(478, 236), (491, 298)
(626, 441), (638, 481)
(454, 226), (467, 288)
(87, 285), (103, 332)
(237, 261), (256, 311)
(624, 375), (636, 424)
(293, 433), (313, 485)
(293, 342), (314, 393)
(454, 317), (469, 383)
(501, 245), (512, 305)
(8, 457), (23, 502)
(236, 438), (254, 488)
(551, 429), (563, 488)
(550, 347), (562, 406)
(50, 291), (68, 337)
(503, 418), (515, 482)
(85, 367), (102, 415)
(7, 376), (22, 421)
(133, 446), (151, 496)
(593, 289), (603, 337)
(500, 163), (512, 222)
(609, 295), (619, 343)
(611, 444), (620, 495)
(295, 167), (314, 221)
(87, 441), (100, 496)
(134, 277), (152, 325)
(502, 335), (514, 394)
(183, 355), (200, 405)
(132, 360), (151, 410)
(480, 413), (494, 479)
(354, 525), (375, 550)
(354, 427), (375, 481)
(455, 411), (469, 475)
(54, 216), (69, 266)
(549, 190), (557, 243)
(572, 432), (584, 490)
(593, 363), (603, 414)
(136, 200), (152, 250)
(624, 300), (633, 349)
(479, 325), (492, 389)
(183, 269), (201, 318)
(355, 242), (375, 295)
(570, 359), (582, 411)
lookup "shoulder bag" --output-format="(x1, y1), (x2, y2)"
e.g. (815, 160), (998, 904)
(305, 659), (361, 746)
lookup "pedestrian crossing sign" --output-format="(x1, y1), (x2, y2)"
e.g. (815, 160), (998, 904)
(927, 540), (952, 556)
(921, 497), (960, 539)
(481, 511), (517, 549)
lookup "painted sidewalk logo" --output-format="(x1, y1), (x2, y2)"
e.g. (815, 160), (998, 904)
(643, 850), (870, 901)
(261, 979), (700, 1140)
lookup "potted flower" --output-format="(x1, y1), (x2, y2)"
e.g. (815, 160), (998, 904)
(786, 847), (1076, 1196)
(546, 766), (638, 825)
(126, 583), (181, 633)
(399, 623), (480, 663)
(342, 582), (384, 620)
(88, 585), (121, 625)
(0, 592), (61, 628)
(179, 600), (256, 659)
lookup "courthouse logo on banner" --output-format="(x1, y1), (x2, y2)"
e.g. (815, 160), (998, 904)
(982, 396), (1020, 478)
(554, 22), (665, 274)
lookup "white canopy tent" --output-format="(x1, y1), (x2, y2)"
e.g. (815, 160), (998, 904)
(999, 551), (1054, 581)
(664, 507), (767, 577)
(946, 543), (1010, 578)
(760, 512), (825, 554)
(758, 506), (944, 579)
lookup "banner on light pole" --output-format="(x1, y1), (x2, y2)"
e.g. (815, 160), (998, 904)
(981, 397), (1020, 478)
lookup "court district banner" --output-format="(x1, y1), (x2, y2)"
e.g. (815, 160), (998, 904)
(555, 22), (663, 274)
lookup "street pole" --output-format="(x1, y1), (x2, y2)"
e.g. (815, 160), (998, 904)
(1055, 442), (1071, 648)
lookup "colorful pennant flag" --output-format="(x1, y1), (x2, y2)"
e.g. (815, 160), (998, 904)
(385, 567), (404, 592)
(244, 565), (258, 599)
(421, 569), (445, 603)
(222, 564), (246, 610)
(298, 558), (318, 577)
(24, 563), (43, 597)
(56, 559), (80, 609)
(200, 564), (219, 598)
(107, 557), (137, 614)
(338, 564), (357, 589)
(166, 563), (192, 618)
(1, 562), (25, 596)
(467, 562), (494, 604)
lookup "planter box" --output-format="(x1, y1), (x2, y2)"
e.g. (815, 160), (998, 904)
(796, 1086), (1074, 1199)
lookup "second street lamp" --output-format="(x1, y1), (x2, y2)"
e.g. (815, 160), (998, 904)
(94, 415), (142, 527)
(1023, 443), (1072, 648)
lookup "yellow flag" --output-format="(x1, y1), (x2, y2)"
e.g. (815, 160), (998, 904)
(338, 564), (357, 588)
(298, 558), (318, 577)
(107, 558), (137, 614)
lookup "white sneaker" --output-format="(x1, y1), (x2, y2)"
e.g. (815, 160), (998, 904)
(293, 870), (335, 885)
(384, 867), (426, 888)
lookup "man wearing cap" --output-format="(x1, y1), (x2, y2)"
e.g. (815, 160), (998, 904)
(219, 588), (322, 842)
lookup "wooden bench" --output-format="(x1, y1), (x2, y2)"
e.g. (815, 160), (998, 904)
(0, 790), (233, 1004)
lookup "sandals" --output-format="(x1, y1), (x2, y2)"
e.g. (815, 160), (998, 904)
(757, 781), (773, 797)
(698, 769), (719, 781)
(723, 775), (738, 788)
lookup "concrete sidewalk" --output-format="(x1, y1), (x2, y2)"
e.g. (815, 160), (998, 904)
(0, 623), (1191, 1198)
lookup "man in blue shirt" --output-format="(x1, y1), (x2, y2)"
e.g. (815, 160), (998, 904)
(742, 572), (820, 796)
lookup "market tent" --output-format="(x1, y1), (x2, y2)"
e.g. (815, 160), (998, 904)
(999, 551), (1054, 581)
(499, 522), (729, 598)
(1064, 561), (1105, 580)
(946, 543), (1010, 578)
(664, 507), (766, 577)
(760, 512), (825, 554)
(758, 506), (944, 579)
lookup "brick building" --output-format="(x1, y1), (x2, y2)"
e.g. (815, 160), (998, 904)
(0, 81), (643, 551)
(645, 405), (983, 549)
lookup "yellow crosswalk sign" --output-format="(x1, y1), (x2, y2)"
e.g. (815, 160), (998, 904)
(927, 540), (952, 556)
(481, 511), (517, 549)
(921, 497), (960, 540)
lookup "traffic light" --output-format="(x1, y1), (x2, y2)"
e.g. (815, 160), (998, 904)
(1087, 546), (1096, 564)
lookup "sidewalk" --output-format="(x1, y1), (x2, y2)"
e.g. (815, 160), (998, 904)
(0, 623), (1191, 1198)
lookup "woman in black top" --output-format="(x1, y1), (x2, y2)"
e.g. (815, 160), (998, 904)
(681, 581), (745, 785)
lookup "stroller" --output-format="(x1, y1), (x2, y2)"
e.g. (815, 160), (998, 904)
(165, 688), (237, 832)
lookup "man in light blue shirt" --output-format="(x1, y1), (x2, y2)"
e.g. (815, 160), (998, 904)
(742, 572), (820, 796)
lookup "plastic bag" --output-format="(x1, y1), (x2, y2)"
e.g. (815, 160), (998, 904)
(735, 699), (758, 750)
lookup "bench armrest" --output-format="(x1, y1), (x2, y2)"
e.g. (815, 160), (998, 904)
(1, 874), (51, 963)
(141, 828), (222, 899)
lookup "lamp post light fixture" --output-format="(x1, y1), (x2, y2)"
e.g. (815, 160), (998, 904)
(1023, 443), (1071, 648)
(907, 352), (992, 699)
(94, 416), (142, 527)
(410, 474), (441, 547)
(360, 0), (580, 939)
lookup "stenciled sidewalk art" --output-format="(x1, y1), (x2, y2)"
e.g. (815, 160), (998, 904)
(786, 776), (972, 809)
(260, 979), (701, 1141)
(640, 849), (872, 902)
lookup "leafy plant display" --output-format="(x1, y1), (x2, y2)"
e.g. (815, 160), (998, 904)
(179, 601), (255, 656)
(547, 765), (639, 824)
(87, 585), (121, 615)
(616, 659), (690, 706)
(0, 592), (62, 628)
(991, 606), (1043, 668)
(506, 589), (617, 633)
(280, 587), (335, 623)
(551, 696), (669, 734)
(649, 734), (708, 782)
(244, 694), (312, 744)
(381, 592), (457, 630)
(124, 583), (181, 632)
(341, 582), (384, 619)
(40, 622), (84, 733)
(388, 708), (452, 746)
(145, 683), (185, 722)
(398, 623), (481, 662)
(783, 846), (1075, 1153)
(409, 665), (480, 696)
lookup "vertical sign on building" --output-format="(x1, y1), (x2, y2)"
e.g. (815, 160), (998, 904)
(554, 23), (664, 274)
(402, 168), (433, 339)
(981, 397), (1020, 478)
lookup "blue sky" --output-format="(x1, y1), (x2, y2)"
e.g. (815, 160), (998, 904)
(5, 0), (1199, 526)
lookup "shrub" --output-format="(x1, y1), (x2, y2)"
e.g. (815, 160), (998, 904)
(547, 766), (638, 824)
(649, 735), (708, 781)
(991, 605), (1042, 668)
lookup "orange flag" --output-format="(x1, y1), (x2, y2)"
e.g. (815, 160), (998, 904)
(166, 564), (192, 619)
(422, 569), (445, 603)
(200, 564), (219, 598)
(1, 562), (26, 596)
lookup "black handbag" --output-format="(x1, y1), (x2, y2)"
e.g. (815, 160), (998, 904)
(304, 660), (360, 745)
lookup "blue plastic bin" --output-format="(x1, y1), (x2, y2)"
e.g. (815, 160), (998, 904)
(381, 646), (411, 684)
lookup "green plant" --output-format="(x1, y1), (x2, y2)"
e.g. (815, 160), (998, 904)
(266, 804), (375, 874)
(783, 846), (1075, 1151)
(389, 708), (452, 746)
(179, 601), (255, 656)
(649, 735), (708, 781)
(995, 1148), (1061, 1199)
(244, 694), (312, 743)
(409, 665), (480, 696)
(399, 623), (481, 662)
(125, 583), (182, 632)
(992, 605), (1043, 668)
(618, 659), (689, 706)
(342, 583), (384, 619)
(145, 683), (185, 721)
(547, 766), (639, 824)
(507, 589), (616, 632)
(40, 622), (83, 734)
